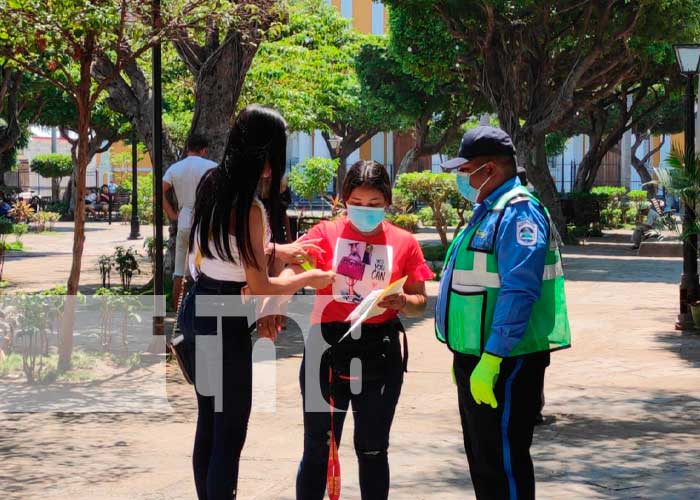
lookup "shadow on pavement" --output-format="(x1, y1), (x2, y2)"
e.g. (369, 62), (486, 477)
(534, 393), (700, 497)
(563, 257), (680, 283)
(48, 225), (113, 233)
(655, 330), (700, 368)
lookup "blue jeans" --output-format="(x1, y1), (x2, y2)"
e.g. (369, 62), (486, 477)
(179, 275), (251, 500)
(296, 322), (404, 500)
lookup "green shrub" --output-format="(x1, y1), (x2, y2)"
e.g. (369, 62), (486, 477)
(39, 285), (68, 295)
(392, 188), (414, 213)
(31, 153), (72, 201)
(0, 216), (13, 236)
(417, 204), (458, 227)
(395, 172), (460, 248)
(421, 243), (447, 262)
(388, 214), (419, 233)
(32, 211), (60, 231)
(121, 173), (154, 224)
(589, 186), (633, 229)
(113, 246), (140, 291)
(12, 223), (28, 243)
(591, 186), (627, 201)
(417, 206), (434, 226)
(289, 157), (337, 204)
(600, 208), (623, 228)
(628, 190), (648, 203)
(45, 201), (69, 215)
(119, 204), (132, 222)
(10, 201), (34, 222)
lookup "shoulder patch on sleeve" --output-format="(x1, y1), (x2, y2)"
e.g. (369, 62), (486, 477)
(516, 219), (538, 246)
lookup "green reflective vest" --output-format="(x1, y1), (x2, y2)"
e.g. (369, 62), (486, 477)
(436, 186), (571, 357)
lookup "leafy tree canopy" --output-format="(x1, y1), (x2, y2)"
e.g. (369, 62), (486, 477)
(30, 153), (72, 178)
(244, 0), (400, 135)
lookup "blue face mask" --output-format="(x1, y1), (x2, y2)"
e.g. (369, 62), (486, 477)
(347, 205), (385, 233)
(456, 163), (490, 203)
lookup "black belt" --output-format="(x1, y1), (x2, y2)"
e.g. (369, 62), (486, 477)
(321, 320), (409, 374)
(194, 273), (246, 294)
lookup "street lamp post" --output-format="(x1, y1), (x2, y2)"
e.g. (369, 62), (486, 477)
(674, 44), (700, 329)
(153, 0), (164, 335)
(128, 125), (141, 240)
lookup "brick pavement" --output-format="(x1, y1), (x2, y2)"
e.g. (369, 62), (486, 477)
(1, 231), (699, 499)
(2, 221), (154, 292)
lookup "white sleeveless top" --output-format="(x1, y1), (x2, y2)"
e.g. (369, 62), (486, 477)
(188, 198), (271, 281)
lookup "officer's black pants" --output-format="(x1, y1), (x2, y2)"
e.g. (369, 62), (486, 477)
(453, 351), (550, 500)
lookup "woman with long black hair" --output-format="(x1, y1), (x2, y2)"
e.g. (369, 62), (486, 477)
(179, 105), (335, 500)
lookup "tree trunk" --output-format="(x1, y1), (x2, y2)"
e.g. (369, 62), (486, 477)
(573, 150), (606, 193)
(0, 70), (21, 156)
(186, 33), (257, 162)
(432, 200), (449, 248)
(94, 58), (179, 168)
(631, 131), (665, 198)
(51, 177), (61, 202)
(58, 60), (93, 372)
(62, 144), (80, 217)
(631, 157), (654, 197)
(335, 154), (348, 195)
(519, 137), (567, 237)
(573, 121), (628, 193)
(395, 147), (418, 182)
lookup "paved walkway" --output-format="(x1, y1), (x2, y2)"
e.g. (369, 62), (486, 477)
(1, 232), (699, 499)
(2, 221), (155, 292)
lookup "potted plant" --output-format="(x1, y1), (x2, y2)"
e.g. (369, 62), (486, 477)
(654, 146), (700, 328)
(690, 300), (700, 328)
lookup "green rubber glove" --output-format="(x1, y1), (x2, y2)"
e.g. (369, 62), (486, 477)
(470, 352), (502, 408)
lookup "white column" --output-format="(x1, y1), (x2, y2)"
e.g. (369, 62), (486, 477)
(340, 0), (352, 18)
(620, 94), (633, 189)
(313, 130), (331, 159)
(371, 2), (384, 35)
(347, 149), (360, 164)
(371, 133), (385, 164)
(298, 132), (313, 162)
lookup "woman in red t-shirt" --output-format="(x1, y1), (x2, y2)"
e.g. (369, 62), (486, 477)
(295, 160), (434, 500)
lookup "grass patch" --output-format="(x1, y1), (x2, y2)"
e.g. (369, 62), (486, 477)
(2, 241), (24, 251)
(0, 352), (23, 377)
(109, 352), (142, 369)
(0, 349), (143, 383)
(0, 280), (11, 289)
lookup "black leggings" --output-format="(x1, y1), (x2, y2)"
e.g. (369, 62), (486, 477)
(179, 276), (252, 500)
(296, 322), (405, 500)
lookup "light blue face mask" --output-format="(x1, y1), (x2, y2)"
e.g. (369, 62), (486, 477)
(347, 205), (385, 233)
(456, 163), (490, 203)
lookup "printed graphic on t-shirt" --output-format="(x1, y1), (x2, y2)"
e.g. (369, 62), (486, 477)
(332, 238), (393, 304)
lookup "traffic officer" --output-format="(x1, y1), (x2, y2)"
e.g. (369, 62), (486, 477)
(435, 126), (571, 499)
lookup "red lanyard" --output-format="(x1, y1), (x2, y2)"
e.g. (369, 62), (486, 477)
(326, 366), (341, 500)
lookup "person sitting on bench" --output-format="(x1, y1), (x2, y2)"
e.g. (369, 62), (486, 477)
(631, 200), (663, 249)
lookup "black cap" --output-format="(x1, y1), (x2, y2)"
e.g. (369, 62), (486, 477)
(441, 126), (517, 171)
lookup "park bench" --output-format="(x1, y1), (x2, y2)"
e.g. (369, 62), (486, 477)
(90, 193), (131, 223)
